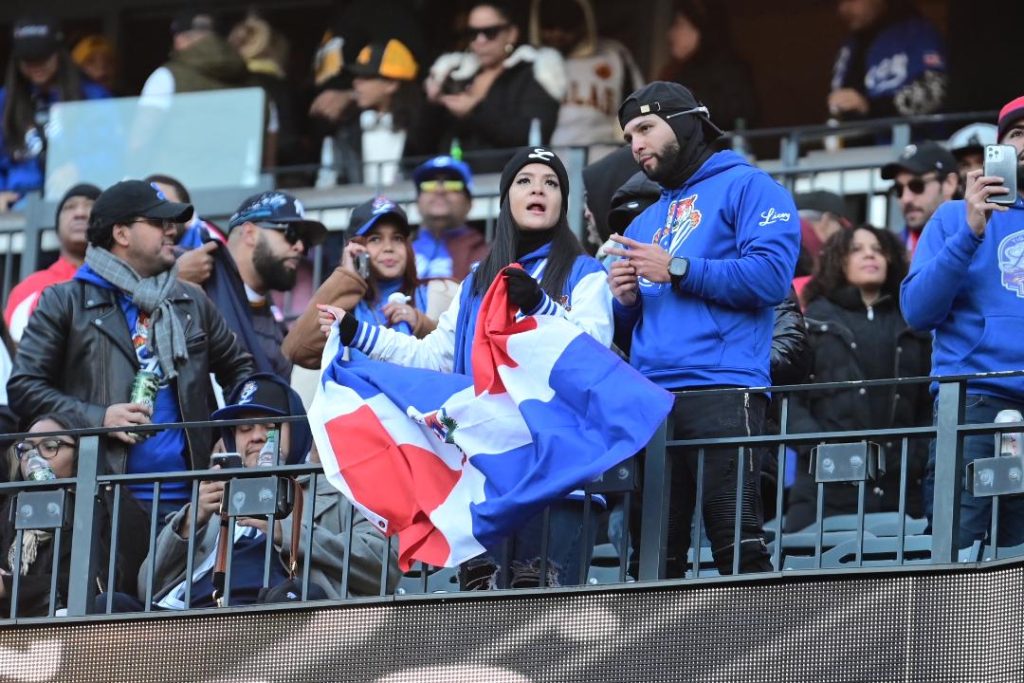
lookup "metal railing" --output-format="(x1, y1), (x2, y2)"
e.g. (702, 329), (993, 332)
(2, 371), (1023, 625)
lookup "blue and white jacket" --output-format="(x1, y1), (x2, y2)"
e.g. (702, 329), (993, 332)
(347, 242), (613, 372)
(614, 150), (800, 390)
(901, 197), (1024, 400)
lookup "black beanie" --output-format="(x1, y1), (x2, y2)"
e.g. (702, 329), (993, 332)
(498, 146), (570, 215)
(55, 183), (101, 226)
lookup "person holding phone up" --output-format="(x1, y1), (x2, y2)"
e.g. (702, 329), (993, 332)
(901, 95), (1024, 551)
(282, 196), (436, 370)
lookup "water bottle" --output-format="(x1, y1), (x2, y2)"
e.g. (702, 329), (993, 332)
(257, 428), (279, 468)
(449, 137), (463, 162)
(528, 117), (542, 146)
(994, 409), (1023, 456)
(315, 136), (338, 188)
(387, 292), (414, 336)
(24, 451), (56, 481)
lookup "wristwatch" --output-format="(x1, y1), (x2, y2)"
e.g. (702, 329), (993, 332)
(668, 257), (689, 290)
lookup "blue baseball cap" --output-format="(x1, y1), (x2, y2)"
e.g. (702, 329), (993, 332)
(412, 156), (474, 196)
(228, 191), (327, 246)
(212, 374), (289, 421)
(349, 196), (410, 237)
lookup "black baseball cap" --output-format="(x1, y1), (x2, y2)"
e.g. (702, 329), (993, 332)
(881, 141), (957, 180)
(617, 81), (724, 140)
(228, 191), (327, 246)
(794, 190), (852, 225)
(12, 16), (62, 61)
(90, 180), (194, 229)
(349, 196), (410, 236)
(212, 374), (290, 421)
(170, 11), (216, 37)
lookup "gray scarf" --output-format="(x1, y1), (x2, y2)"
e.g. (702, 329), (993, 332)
(84, 245), (188, 378)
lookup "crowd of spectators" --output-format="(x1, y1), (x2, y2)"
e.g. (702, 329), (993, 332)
(0, 0), (1021, 617)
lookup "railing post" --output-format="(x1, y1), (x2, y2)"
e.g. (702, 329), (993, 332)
(931, 380), (965, 563)
(65, 435), (102, 616)
(638, 418), (671, 581)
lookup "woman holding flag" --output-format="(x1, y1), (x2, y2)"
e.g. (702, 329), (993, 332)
(317, 146), (613, 589)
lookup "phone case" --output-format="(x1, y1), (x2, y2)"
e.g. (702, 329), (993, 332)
(984, 145), (1018, 206)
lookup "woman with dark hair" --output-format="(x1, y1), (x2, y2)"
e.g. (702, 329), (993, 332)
(0, 17), (109, 207)
(658, 0), (758, 131)
(317, 147), (612, 588)
(0, 412), (148, 617)
(282, 196), (437, 370)
(785, 226), (931, 532)
(422, 1), (566, 172)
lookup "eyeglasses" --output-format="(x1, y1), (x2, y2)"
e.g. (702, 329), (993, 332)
(15, 438), (75, 460)
(418, 179), (466, 193)
(891, 175), (939, 198)
(131, 217), (176, 232)
(463, 24), (509, 42)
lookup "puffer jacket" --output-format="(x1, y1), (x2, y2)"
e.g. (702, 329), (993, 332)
(8, 278), (255, 474)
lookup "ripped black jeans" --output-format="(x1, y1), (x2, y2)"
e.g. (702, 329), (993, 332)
(632, 390), (772, 577)
(459, 499), (597, 589)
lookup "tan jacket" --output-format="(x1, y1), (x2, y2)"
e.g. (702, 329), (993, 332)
(282, 267), (440, 369)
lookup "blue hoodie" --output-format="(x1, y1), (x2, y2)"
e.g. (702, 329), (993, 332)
(613, 150), (800, 390)
(901, 197), (1024, 400)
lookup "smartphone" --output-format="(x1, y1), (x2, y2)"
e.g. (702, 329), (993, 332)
(984, 144), (1018, 206)
(355, 252), (371, 279)
(211, 453), (243, 469)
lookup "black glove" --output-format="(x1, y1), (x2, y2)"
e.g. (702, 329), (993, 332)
(502, 267), (544, 312)
(338, 312), (359, 346)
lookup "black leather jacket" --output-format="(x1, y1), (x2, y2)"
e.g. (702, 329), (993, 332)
(8, 278), (255, 473)
(771, 291), (811, 387)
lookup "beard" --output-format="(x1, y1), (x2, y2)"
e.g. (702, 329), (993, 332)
(640, 139), (683, 185)
(253, 236), (298, 291)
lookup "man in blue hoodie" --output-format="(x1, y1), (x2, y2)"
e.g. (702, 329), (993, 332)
(902, 95), (1024, 549)
(606, 82), (800, 575)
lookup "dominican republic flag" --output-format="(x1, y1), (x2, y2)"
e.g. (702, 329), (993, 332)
(308, 270), (673, 570)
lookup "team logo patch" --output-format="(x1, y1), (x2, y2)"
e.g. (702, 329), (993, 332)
(758, 207), (791, 226)
(150, 183), (168, 200)
(998, 229), (1024, 298)
(527, 147), (555, 161)
(652, 194), (702, 254)
(238, 381), (258, 405)
(371, 196), (396, 214)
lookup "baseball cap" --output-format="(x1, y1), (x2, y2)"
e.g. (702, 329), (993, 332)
(349, 196), (410, 237)
(998, 95), (1024, 142)
(347, 39), (418, 81)
(412, 156), (475, 196)
(947, 123), (997, 158)
(880, 141), (957, 180)
(11, 16), (62, 61)
(617, 81), (724, 140)
(212, 374), (290, 421)
(794, 190), (852, 225)
(171, 11), (216, 37)
(90, 180), (193, 229)
(228, 191), (327, 246)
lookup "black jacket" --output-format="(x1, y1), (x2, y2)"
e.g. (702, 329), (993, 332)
(7, 278), (255, 474)
(771, 292), (811, 387)
(785, 289), (931, 530)
(0, 485), (150, 617)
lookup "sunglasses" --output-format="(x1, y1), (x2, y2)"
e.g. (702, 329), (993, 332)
(463, 24), (509, 41)
(15, 438), (75, 460)
(257, 222), (306, 247)
(418, 179), (466, 193)
(891, 175), (939, 198)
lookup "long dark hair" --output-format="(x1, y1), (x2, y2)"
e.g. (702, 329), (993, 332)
(471, 195), (584, 298)
(2, 50), (84, 157)
(802, 225), (908, 306)
(5, 411), (90, 482)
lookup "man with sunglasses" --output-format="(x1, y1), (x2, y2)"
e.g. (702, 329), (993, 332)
(201, 192), (327, 382)
(8, 180), (255, 521)
(410, 155), (489, 282)
(881, 141), (958, 258)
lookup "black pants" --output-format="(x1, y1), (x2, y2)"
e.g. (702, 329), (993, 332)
(633, 390), (772, 576)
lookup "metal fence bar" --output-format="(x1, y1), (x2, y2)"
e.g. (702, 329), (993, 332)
(731, 446), (745, 576)
(66, 435), (101, 617)
(183, 479), (200, 610)
(378, 535), (393, 597)
(932, 381), (966, 562)
(340, 499), (354, 598)
(9, 528), (22, 619)
(105, 484), (122, 613)
(854, 480), (865, 567)
(47, 527), (63, 617)
(619, 491), (632, 583)
(142, 481), (161, 612)
(300, 474), (316, 601)
(578, 494), (592, 586)
(223, 517), (237, 606)
(638, 420), (670, 581)
(539, 506), (551, 588)
(691, 449), (705, 579)
(896, 438), (909, 565)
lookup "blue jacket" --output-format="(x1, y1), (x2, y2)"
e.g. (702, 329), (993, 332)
(613, 150), (800, 390)
(901, 198), (1024, 400)
(0, 78), (109, 194)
